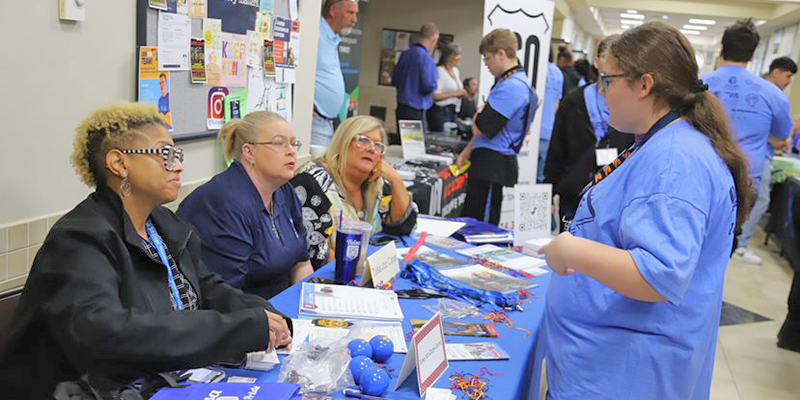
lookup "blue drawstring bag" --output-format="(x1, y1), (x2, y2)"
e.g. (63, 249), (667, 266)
(149, 382), (302, 400)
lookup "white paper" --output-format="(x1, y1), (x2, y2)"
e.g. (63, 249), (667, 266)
(158, 12), (192, 70)
(276, 318), (312, 355)
(305, 319), (408, 353)
(426, 388), (455, 400)
(183, 368), (221, 383)
(203, 18), (223, 86)
(246, 30), (263, 68)
(246, 67), (273, 113)
(414, 217), (465, 238)
(227, 376), (257, 383)
(288, 0), (298, 19)
(361, 241), (400, 289)
(299, 283), (404, 321)
(271, 83), (292, 122)
(245, 348), (279, 371)
(513, 185), (552, 246)
(395, 32), (410, 51)
(596, 148), (618, 166)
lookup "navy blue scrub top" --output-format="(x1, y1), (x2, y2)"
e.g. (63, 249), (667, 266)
(177, 161), (309, 299)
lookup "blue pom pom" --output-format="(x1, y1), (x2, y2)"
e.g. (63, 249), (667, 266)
(349, 355), (376, 385)
(369, 335), (394, 363)
(348, 338), (374, 359)
(360, 366), (390, 396)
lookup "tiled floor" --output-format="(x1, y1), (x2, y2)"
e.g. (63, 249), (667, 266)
(711, 227), (800, 400)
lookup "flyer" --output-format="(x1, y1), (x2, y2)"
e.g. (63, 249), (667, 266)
(138, 46), (173, 131)
(263, 39), (276, 76)
(190, 38), (207, 83)
(221, 33), (247, 88)
(272, 16), (291, 82)
(203, 18), (223, 86)
(158, 12), (192, 70)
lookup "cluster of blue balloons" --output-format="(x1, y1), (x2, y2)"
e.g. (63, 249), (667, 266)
(347, 336), (394, 396)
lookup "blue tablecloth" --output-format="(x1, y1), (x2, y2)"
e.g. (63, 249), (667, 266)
(221, 239), (552, 400)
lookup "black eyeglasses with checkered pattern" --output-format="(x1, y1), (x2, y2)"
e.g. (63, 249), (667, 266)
(121, 145), (185, 171)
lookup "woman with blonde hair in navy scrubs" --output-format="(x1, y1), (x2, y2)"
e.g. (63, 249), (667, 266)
(178, 111), (313, 299)
(541, 22), (753, 399)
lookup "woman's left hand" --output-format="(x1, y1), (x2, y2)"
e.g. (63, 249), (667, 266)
(539, 232), (577, 276)
(371, 159), (403, 184)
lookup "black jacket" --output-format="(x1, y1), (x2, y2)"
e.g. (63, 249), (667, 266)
(0, 187), (283, 399)
(544, 85), (635, 219)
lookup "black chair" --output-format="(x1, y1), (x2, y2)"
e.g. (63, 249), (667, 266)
(0, 286), (22, 351)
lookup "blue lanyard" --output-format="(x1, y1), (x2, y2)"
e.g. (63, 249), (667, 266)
(145, 219), (184, 310)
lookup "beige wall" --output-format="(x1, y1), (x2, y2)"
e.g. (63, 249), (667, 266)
(0, 1), (319, 291)
(356, 0), (485, 132)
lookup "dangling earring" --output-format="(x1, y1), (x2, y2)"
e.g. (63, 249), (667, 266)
(120, 173), (131, 198)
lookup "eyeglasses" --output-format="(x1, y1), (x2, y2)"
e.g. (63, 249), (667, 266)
(249, 138), (303, 152)
(353, 134), (386, 155)
(600, 73), (627, 91)
(121, 145), (184, 171)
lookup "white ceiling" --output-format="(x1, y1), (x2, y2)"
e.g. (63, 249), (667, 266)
(596, 7), (761, 49)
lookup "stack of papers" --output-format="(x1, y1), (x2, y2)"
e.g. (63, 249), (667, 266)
(245, 348), (279, 371)
(458, 245), (549, 276)
(521, 237), (554, 258)
(397, 246), (469, 268)
(445, 342), (510, 361)
(304, 318), (409, 353)
(453, 219), (514, 244)
(299, 283), (404, 321)
(440, 265), (537, 292)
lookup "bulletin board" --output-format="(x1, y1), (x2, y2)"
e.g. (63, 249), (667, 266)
(378, 28), (454, 87)
(135, 0), (297, 142)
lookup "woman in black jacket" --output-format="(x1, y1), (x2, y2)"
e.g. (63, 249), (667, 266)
(544, 36), (634, 228)
(0, 103), (292, 398)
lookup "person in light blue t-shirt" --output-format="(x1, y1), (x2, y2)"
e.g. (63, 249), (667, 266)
(702, 19), (793, 264)
(541, 22), (753, 400)
(537, 54), (564, 183)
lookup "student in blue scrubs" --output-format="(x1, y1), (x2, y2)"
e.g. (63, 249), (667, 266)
(457, 28), (538, 225)
(702, 20), (793, 264)
(541, 22), (754, 399)
(178, 112), (313, 299)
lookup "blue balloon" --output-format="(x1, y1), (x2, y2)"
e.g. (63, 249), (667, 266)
(369, 335), (394, 363)
(348, 338), (374, 359)
(349, 355), (376, 385)
(360, 366), (390, 396)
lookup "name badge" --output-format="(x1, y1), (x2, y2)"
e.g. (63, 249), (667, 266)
(596, 148), (618, 166)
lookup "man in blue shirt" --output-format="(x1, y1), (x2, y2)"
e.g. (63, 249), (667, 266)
(392, 22), (439, 133)
(311, 0), (358, 146)
(538, 52), (564, 183)
(702, 20), (793, 264)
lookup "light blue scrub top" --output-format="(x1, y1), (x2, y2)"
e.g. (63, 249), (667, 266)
(544, 119), (738, 400)
(540, 63), (564, 141)
(702, 66), (792, 185)
(473, 70), (537, 156)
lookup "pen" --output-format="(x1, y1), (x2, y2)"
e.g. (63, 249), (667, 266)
(343, 388), (398, 400)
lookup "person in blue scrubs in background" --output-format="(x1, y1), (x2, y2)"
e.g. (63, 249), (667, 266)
(702, 19), (793, 263)
(541, 22), (754, 399)
(178, 112), (313, 300)
(537, 51), (564, 183)
(457, 28), (538, 225)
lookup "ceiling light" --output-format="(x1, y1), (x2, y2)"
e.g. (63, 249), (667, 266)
(755, 20), (766, 26)
(621, 19), (643, 25)
(680, 29), (701, 35)
(622, 25), (630, 29)
(627, 9), (638, 14)
(688, 18), (716, 25)
(683, 25), (708, 31)
(662, 15), (669, 20)
(620, 13), (644, 20)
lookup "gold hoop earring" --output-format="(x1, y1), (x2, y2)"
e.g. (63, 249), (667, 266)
(120, 173), (131, 198)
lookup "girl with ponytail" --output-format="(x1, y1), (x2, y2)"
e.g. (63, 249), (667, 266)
(540, 22), (752, 399)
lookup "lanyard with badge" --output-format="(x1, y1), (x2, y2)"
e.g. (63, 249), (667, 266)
(580, 111), (681, 197)
(145, 219), (184, 310)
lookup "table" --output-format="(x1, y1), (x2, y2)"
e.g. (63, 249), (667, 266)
(766, 175), (800, 272)
(220, 239), (552, 400)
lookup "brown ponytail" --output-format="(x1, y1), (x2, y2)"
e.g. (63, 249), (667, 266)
(608, 21), (754, 229)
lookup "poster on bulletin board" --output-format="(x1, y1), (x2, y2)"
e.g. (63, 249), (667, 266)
(207, 0), (259, 35)
(138, 46), (174, 131)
